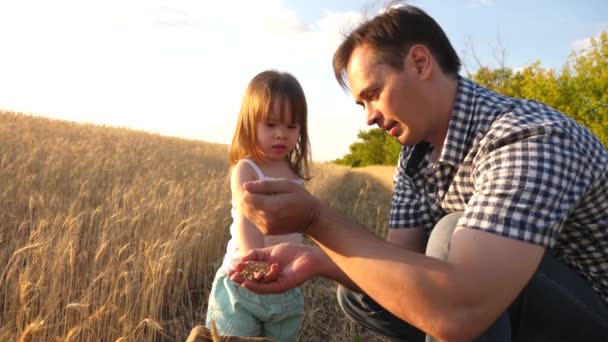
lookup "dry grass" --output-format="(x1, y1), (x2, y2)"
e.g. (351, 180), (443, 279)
(1, 111), (393, 341)
(352, 165), (396, 191)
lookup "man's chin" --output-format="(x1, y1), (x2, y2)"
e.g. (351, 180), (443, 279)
(395, 135), (409, 146)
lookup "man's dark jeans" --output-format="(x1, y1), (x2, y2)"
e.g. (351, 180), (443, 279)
(337, 213), (608, 341)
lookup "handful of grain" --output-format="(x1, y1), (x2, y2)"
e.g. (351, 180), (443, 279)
(241, 261), (271, 280)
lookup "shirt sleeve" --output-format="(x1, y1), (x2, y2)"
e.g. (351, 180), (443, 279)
(389, 146), (435, 230)
(462, 130), (588, 248)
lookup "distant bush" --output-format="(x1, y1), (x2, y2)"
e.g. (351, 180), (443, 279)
(333, 128), (401, 167)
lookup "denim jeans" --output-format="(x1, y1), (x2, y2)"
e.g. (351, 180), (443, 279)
(337, 212), (608, 341)
(206, 269), (304, 342)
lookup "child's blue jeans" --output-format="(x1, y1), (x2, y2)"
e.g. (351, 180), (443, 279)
(337, 212), (608, 341)
(206, 268), (304, 342)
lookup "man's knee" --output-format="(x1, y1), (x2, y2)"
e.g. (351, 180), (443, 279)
(426, 212), (463, 260)
(336, 285), (383, 325)
(337, 286), (426, 340)
(336, 285), (361, 319)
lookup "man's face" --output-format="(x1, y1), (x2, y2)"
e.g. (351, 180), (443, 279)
(346, 44), (428, 146)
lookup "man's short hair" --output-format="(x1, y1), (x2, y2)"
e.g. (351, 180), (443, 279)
(333, 3), (461, 89)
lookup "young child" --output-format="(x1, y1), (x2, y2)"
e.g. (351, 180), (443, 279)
(205, 70), (311, 342)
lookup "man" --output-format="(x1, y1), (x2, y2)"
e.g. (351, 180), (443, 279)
(229, 3), (608, 341)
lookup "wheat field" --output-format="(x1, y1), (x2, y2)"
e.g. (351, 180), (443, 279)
(0, 111), (395, 341)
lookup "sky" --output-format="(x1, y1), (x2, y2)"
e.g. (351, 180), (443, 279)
(0, 0), (606, 162)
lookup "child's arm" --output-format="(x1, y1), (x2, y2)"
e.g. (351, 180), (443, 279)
(231, 160), (265, 255)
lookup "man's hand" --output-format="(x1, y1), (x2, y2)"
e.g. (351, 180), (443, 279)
(239, 179), (321, 235)
(228, 243), (322, 293)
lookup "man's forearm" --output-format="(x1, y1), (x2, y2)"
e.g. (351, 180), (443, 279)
(386, 227), (428, 253)
(310, 244), (363, 292)
(304, 204), (501, 341)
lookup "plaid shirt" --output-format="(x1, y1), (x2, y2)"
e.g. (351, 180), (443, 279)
(390, 77), (608, 304)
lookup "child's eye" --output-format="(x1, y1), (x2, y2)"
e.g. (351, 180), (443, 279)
(267, 123), (276, 127)
(288, 125), (298, 129)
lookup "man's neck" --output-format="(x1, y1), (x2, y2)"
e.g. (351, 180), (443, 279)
(428, 74), (459, 147)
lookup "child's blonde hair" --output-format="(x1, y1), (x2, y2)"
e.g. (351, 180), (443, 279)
(229, 70), (311, 180)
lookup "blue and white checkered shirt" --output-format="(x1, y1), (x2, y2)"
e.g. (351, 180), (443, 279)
(390, 77), (608, 304)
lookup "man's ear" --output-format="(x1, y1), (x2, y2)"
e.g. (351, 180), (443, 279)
(408, 45), (432, 80)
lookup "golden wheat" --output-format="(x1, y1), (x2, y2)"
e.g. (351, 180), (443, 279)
(1, 111), (391, 341)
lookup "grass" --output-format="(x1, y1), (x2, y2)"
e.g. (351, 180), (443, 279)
(0, 111), (393, 341)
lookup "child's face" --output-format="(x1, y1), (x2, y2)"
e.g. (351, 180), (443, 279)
(256, 100), (300, 161)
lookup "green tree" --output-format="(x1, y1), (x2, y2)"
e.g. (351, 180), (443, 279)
(503, 61), (561, 108)
(471, 31), (607, 146)
(471, 66), (513, 95)
(558, 31), (608, 144)
(333, 128), (401, 167)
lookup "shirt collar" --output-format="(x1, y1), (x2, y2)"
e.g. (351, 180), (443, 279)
(437, 76), (479, 167)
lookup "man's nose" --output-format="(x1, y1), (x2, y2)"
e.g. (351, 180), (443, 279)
(366, 107), (382, 127)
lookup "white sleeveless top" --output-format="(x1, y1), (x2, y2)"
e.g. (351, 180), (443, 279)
(221, 159), (304, 270)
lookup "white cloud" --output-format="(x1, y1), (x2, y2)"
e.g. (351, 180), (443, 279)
(317, 9), (363, 37)
(467, 0), (496, 8)
(570, 27), (608, 53)
(156, 5), (197, 28)
(0, 0), (365, 161)
(571, 34), (599, 51)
